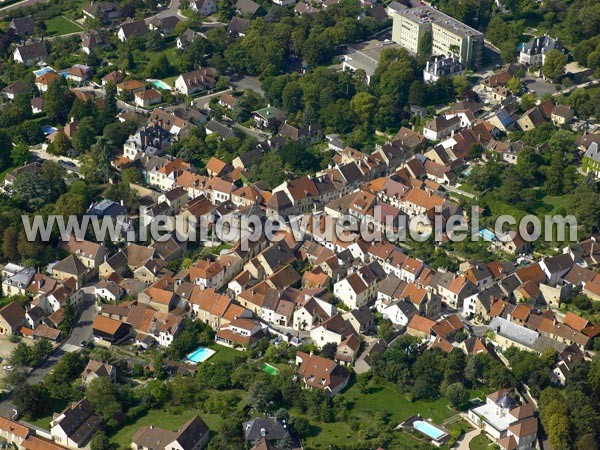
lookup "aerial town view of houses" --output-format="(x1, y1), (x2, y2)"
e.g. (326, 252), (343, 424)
(0, 0), (599, 449)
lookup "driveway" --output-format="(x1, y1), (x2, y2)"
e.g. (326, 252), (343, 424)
(0, 289), (97, 418)
(145, 0), (187, 21)
(452, 429), (480, 450)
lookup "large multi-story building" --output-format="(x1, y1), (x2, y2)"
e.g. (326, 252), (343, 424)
(392, 5), (483, 69)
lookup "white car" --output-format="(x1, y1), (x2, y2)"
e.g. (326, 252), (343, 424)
(3, 365), (13, 371)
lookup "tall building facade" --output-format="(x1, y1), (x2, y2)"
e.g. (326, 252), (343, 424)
(392, 5), (483, 70)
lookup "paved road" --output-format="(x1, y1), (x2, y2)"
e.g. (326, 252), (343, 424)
(0, 0), (49, 12)
(0, 289), (96, 419)
(145, 0), (186, 21)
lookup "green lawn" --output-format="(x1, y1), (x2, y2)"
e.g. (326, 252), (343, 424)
(207, 344), (246, 364)
(345, 383), (455, 424)
(45, 16), (84, 36)
(108, 408), (223, 449)
(469, 432), (495, 450)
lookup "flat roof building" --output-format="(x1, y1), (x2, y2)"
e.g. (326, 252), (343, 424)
(392, 5), (483, 69)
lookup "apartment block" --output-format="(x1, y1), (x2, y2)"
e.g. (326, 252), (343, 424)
(392, 5), (483, 69)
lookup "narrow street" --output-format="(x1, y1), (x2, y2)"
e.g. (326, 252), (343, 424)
(0, 288), (97, 419)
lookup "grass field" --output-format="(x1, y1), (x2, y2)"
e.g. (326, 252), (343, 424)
(45, 16), (84, 36)
(207, 344), (245, 364)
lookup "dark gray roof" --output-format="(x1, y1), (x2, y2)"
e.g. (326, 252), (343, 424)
(54, 254), (88, 276)
(228, 17), (251, 36)
(243, 417), (288, 442)
(53, 398), (103, 446)
(10, 16), (34, 34)
(236, 0), (260, 14)
(15, 42), (47, 60)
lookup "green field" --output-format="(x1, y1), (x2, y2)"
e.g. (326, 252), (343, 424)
(207, 344), (245, 364)
(45, 16), (84, 37)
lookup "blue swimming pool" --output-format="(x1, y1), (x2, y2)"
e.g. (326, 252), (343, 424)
(148, 79), (172, 90)
(413, 420), (446, 440)
(33, 66), (55, 77)
(185, 346), (216, 364)
(479, 228), (496, 242)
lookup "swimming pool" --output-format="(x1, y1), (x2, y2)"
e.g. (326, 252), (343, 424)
(42, 125), (58, 136)
(185, 346), (216, 364)
(413, 420), (447, 440)
(33, 67), (55, 77)
(479, 228), (496, 242)
(262, 363), (279, 375)
(148, 79), (172, 91)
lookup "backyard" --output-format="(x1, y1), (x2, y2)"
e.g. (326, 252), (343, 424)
(44, 16), (84, 37)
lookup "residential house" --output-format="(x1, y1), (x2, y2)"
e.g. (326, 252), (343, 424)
(81, 360), (117, 385)
(582, 142), (600, 178)
(35, 71), (59, 93)
(190, 0), (217, 16)
(253, 106), (285, 129)
(551, 104), (574, 126)
(243, 418), (289, 446)
(519, 35), (564, 67)
(13, 42), (47, 65)
(2, 265), (35, 297)
(215, 318), (265, 348)
(423, 116), (461, 141)
(59, 235), (107, 270)
(467, 390), (537, 450)
(82, 2), (122, 22)
(102, 71), (124, 86)
(81, 31), (107, 54)
(117, 20), (148, 42)
(227, 17), (250, 37)
(67, 64), (92, 83)
(0, 302), (26, 336)
(131, 415), (210, 450)
(174, 68), (217, 95)
(92, 315), (131, 345)
(236, 0), (260, 15)
(50, 398), (103, 448)
(135, 89), (162, 107)
(295, 351), (350, 397)
(177, 29), (201, 49)
(2, 81), (28, 101)
(354, 339), (387, 374)
(9, 16), (35, 36)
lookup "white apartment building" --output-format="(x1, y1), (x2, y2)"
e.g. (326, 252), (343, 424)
(392, 5), (483, 69)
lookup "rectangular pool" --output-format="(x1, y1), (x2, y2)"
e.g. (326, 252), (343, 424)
(413, 420), (447, 440)
(262, 363), (279, 375)
(185, 346), (216, 364)
(148, 79), (172, 90)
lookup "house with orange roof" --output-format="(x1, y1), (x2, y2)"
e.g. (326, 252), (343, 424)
(0, 416), (30, 447)
(432, 314), (464, 341)
(189, 259), (226, 290)
(334, 334), (361, 366)
(437, 274), (477, 309)
(92, 315), (131, 345)
(295, 351), (349, 397)
(205, 156), (231, 177)
(35, 71), (59, 93)
(406, 314), (436, 339)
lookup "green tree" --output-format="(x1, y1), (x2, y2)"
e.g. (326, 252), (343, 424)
(446, 382), (469, 408)
(47, 131), (71, 156)
(44, 77), (74, 123)
(54, 193), (86, 217)
(72, 117), (98, 154)
(13, 383), (48, 419)
(507, 76), (521, 93)
(543, 49), (568, 82)
(10, 143), (30, 167)
(2, 227), (19, 261)
(90, 431), (110, 450)
(350, 91), (377, 126)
